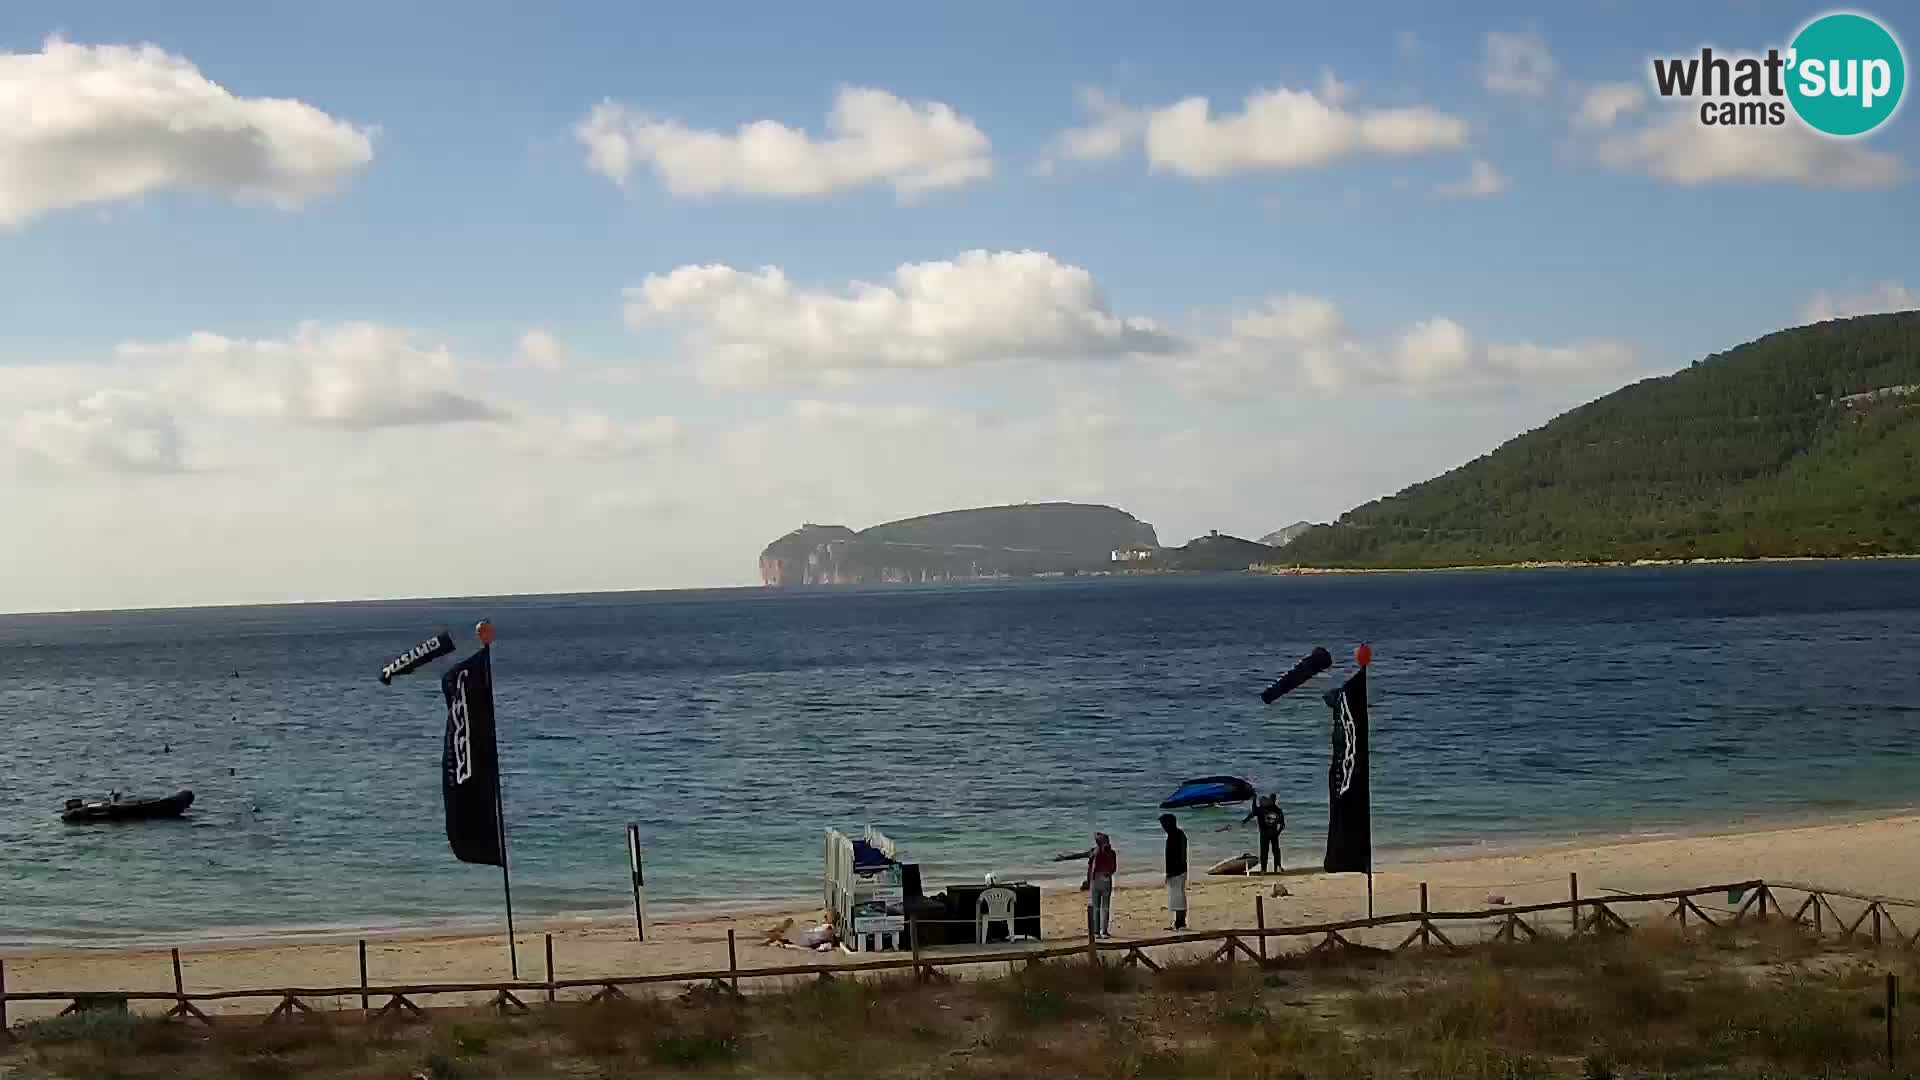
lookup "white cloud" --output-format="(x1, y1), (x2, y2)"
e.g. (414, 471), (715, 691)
(1594, 107), (1903, 188)
(508, 411), (683, 459)
(584, 488), (683, 517)
(120, 321), (505, 429)
(13, 389), (188, 474)
(515, 329), (566, 370)
(1043, 87), (1149, 168)
(1045, 77), (1468, 176)
(626, 249), (1180, 388)
(1799, 282), (1920, 324)
(1166, 296), (1637, 399)
(787, 399), (986, 432)
(1316, 68), (1354, 107)
(1439, 158), (1508, 198)
(1574, 82), (1647, 130)
(1483, 31), (1557, 97)
(1228, 294), (1347, 347)
(575, 86), (991, 201)
(1484, 340), (1637, 376)
(1394, 318), (1475, 381)
(0, 37), (373, 227)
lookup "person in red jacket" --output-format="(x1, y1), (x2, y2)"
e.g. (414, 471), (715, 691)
(1053, 832), (1118, 938)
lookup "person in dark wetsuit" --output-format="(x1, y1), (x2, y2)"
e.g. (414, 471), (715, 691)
(1160, 813), (1188, 930)
(1242, 794), (1285, 873)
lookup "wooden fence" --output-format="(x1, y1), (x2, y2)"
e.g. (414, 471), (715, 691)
(3, 877), (1914, 1034)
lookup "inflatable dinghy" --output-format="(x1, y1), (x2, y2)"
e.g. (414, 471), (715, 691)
(1159, 775), (1256, 810)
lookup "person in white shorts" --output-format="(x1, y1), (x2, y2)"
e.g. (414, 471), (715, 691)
(1160, 813), (1188, 930)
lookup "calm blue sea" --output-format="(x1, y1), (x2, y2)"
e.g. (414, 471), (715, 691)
(3, 563), (1918, 946)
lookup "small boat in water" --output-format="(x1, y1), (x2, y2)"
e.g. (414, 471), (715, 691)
(60, 789), (194, 824)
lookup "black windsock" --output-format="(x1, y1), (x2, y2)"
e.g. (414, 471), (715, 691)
(1261, 646), (1332, 704)
(379, 630), (456, 685)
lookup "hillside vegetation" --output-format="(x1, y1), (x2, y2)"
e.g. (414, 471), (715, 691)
(1284, 312), (1920, 567)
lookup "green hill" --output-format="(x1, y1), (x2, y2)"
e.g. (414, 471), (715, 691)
(1283, 311), (1920, 567)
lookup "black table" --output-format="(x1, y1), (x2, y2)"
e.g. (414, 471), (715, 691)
(914, 883), (1041, 945)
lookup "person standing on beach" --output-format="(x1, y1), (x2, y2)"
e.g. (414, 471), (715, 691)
(1219, 794), (1286, 874)
(1053, 832), (1118, 938)
(1160, 813), (1188, 930)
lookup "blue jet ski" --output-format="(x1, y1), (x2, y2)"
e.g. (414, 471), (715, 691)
(1159, 775), (1256, 810)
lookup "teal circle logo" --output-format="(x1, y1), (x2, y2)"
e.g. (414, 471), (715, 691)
(1787, 12), (1905, 136)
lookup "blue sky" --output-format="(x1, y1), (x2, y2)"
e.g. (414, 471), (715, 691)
(1, 2), (1915, 611)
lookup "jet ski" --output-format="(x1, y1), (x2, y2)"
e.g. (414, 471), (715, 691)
(61, 789), (194, 824)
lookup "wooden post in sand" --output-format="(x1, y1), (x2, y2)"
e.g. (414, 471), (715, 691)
(1419, 883), (1431, 949)
(2, 957), (10, 1037)
(1255, 895), (1267, 962)
(545, 934), (556, 1004)
(1569, 874), (1580, 937)
(1888, 973), (1899, 1067)
(727, 930), (739, 996)
(358, 941), (369, 1014)
(171, 949), (186, 1003)
(909, 915), (925, 982)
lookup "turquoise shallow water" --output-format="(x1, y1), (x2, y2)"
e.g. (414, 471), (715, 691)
(3, 562), (1918, 945)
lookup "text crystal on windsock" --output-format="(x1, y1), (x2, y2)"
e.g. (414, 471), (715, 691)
(380, 630), (456, 685)
(1322, 667), (1372, 874)
(440, 646), (505, 866)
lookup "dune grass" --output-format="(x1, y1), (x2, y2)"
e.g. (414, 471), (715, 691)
(6, 924), (1917, 1079)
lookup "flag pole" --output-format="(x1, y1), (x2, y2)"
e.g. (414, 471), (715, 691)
(479, 620), (519, 980)
(1359, 642), (1374, 921)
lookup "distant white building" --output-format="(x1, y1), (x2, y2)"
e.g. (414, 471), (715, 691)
(1111, 545), (1155, 562)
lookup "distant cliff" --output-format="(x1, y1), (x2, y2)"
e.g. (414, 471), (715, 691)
(1137, 531), (1282, 572)
(759, 503), (1159, 586)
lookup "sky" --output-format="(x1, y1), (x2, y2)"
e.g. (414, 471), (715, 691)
(1, 1), (1916, 613)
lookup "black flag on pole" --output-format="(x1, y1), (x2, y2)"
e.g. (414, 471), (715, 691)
(380, 631), (455, 685)
(440, 646), (505, 866)
(1322, 667), (1372, 874)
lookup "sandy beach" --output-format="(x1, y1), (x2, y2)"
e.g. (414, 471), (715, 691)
(7, 811), (1918, 1021)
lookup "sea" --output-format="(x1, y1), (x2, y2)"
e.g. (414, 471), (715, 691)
(3, 562), (1918, 947)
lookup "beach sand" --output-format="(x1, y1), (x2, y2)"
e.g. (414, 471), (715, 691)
(7, 813), (1918, 1020)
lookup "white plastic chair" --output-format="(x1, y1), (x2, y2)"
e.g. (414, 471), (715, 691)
(976, 886), (1017, 943)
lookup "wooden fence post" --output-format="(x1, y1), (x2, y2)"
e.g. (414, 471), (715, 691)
(909, 914), (924, 982)
(727, 929), (739, 996)
(1889, 973), (1899, 1067)
(2, 957), (9, 1039)
(1256, 895), (1267, 963)
(1570, 873), (1579, 937)
(1420, 883), (1430, 948)
(171, 949), (185, 1003)
(545, 934), (556, 1004)
(358, 940), (369, 1014)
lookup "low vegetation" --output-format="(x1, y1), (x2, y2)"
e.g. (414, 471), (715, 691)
(6, 925), (1917, 1079)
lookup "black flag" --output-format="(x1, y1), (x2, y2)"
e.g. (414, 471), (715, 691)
(380, 631), (455, 685)
(1261, 646), (1332, 703)
(440, 646), (504, 866)
(1322, 668), (1371, 874)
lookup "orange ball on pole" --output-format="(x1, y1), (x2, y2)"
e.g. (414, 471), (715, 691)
(1355, 643), (1372, 668)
